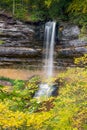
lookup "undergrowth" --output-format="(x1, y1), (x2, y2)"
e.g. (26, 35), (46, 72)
(0, 68), (87, 130)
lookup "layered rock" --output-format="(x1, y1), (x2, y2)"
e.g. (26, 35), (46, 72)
(0, 15), (87, 68)
(0, 16), (44, 67)
(56, 23), (87, 67)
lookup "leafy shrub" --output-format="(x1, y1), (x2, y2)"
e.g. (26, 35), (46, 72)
(14, 5), (28, 20)
(74, 54), (87, 66)
(0, 68), (87, 129)
(0, 76), (40, 111)
(67, 0), (87, 26)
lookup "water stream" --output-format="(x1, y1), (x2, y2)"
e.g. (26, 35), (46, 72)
(44, 21), (56, 78)
(35, 21), (56, 97)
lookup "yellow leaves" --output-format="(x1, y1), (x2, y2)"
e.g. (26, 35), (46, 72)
(26, 76), (40, 90)
(0, 68), (87, 129)
(1, 86), (13, 93)
(0, 102), (8, 113)
(42, 77), (57, 85)
(0, 103), (26, 128)
(26, 112), (52, 129)
(0, 101), (53, 129)
(67, 0), (87, 13)
(53, 67), (87, 129)
(73, 109), (87, 129)
(74, 54), (87, 65)
(83, 5), (87, 13)
(44, 0), (52, 8)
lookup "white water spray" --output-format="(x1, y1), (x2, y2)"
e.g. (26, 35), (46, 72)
(44, 21), (56, 78)
(35, 21), (56, 98)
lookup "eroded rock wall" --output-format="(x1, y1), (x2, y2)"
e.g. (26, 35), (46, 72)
(0, 16), (87, 68)
(0, 16), (44, 67)
(56, 23), (87, 67)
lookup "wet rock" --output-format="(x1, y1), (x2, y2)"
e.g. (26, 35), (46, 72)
(59, 24), (80, 40)
(7, 19), (17, 25)
(51, 84), (58, 96)
(0, 40), (43, 49)
(58, 47), (87, 57)
(0, 16), (87, 68)
(0, 13), (12, 19)
(0, 21), (5, 28)
(59, 39), (87, 48)
(0, 80), (12, 86)
(56, 23), (87, 66)
(0, 47), (41, 58)
(0, 57), (41, 64)
(55, 58), (74, 67)
(0, 16), (44, 67)
(34, 83), (58, 97)
(0, 32), (26, 38)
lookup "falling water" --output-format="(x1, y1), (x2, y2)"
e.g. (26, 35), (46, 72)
(44, 21), (56, 78)
(35, 21), (56, 98)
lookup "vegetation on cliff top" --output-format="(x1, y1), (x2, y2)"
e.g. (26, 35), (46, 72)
(0, 0), (87, 26)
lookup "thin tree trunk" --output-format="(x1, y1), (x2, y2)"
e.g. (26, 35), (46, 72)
(13, 0), (15, 16)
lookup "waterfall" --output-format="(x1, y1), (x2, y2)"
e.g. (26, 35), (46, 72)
(35, 21), (56, 98)
(44, 21), (56, 78)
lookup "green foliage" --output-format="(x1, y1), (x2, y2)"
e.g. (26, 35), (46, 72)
(14, 5), (28, 20)
(1, 0), (87, 24)
(0, 68), (87, 129)
(0, 40), (5, 44)
(28, 0), (49, 21)
(13, 79), (25, 90)
(45, 0), (70, 20)
(67, 0), (87, 14)
(67, 0), (87, 25)
(53, 68), (87, 130)
(74, 54), (87, 66)
(79, 25), (87, 38)
(0, 76), (40, 111)
(0, 0), (70, 21)
(30, 10), (46, 21)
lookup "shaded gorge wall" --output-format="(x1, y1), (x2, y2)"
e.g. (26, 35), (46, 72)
(0, 15), (87, 69)
(0, 16), (44, 68)
(56, 23), (87, 67)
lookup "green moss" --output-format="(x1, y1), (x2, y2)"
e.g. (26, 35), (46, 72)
(0, 40), (5, 44)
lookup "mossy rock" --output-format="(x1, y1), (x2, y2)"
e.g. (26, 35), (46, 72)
(0, 40), (5, 44)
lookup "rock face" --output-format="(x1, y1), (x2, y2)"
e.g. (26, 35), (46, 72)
(0, 16), (44, 67)
(56, 23), (87, 67)
(61, 25), (80, 40)
(0, 15), (87, 68)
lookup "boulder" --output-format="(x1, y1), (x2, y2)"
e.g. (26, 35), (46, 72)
(59, 24), (80, 40)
